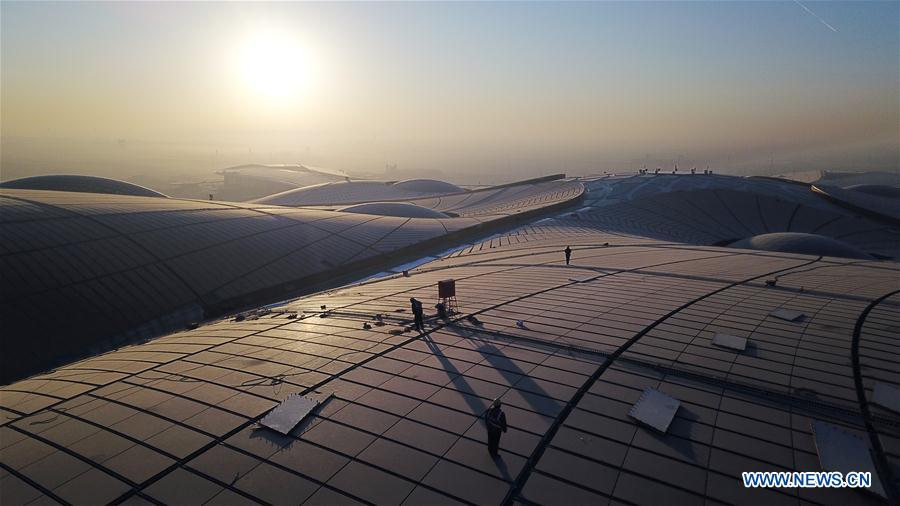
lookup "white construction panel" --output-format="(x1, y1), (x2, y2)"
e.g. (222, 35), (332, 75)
(769, 308), (805, 322)
(711, 333), (747, 351)
(872, 382), (900, 414)
(568, 274), (600, 283)
(260, 393), (321, 435)
(628, 387), (680, 433)
(811, 420), (885, 498)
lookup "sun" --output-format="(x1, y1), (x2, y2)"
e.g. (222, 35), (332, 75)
(236, 31), (310, 103)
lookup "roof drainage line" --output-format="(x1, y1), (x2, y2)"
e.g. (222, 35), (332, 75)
(344, 217), (412, 264)
(835, 225), (900, 241)
(2, 405), (27, 419)
(171, 467), (280, 506)
(811, 185), (900, 227)
(851, 289), (900, 506)
(0, 202), (349, 259)
(468, 263), (887, 306)
(0, 461), (72, 505)
(125, 360), (532, 505)
(0, 387), (67, 402)
(755, 194), (770, 233)
(450, 323), (895, 430)
(681, 196), (747, 240)
(809, 214), (844, 235)
(69, 392), (376, 506)
(10, 312), (320, 431)
(306, 214), (391, 251)
(113, 317), (475, 505)
(501, 255), (823, 506)
(194, 216), (389, 298)
(712, 189), (757, 237)
(0, 193), (206, 304)
(785, 202), (802, 232)
(401, 241), (725, 280)
(289, 241), (628, 315)
(5, 423), (153, 502)
(308, 245), (740, 329)
(115, 369), (531, 496)
(608, 200), (721, 245)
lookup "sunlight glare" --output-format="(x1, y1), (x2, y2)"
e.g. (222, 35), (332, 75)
(236, 31), (310, 104)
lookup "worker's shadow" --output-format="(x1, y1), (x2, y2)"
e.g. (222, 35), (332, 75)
(422, 334), (489, 416)
(491, 451), (513, 481)
(477, 343), (562, 416)
(424, 328), (564, 482)
(422, 334), (516, 481)
(439, 326), (561, 416)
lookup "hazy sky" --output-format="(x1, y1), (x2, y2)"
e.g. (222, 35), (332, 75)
(2, 1), (898, 181)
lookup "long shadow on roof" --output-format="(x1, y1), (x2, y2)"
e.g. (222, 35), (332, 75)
(422, 332), (518, 481)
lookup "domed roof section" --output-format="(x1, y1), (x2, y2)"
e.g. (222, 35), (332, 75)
(253, 181), (398, 206)
(392, 179), (463, 193)
(337, 202), (449, 218)
(729, 232), (871, 259)
(253, 179), (462, 206)
(0, 175), (167, 198)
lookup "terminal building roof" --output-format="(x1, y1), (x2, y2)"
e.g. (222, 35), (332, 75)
(1, 172), (898, 505)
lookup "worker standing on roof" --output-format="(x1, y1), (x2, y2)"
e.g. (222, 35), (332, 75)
(485, 398), (508, 457)
(564, 246), (572, 265)
(410, 297), (424, 332)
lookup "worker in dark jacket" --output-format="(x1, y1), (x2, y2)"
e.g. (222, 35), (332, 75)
(484, 398), (508, 456)
(410, 297), (424, 332)
(564, 246), (572, 265)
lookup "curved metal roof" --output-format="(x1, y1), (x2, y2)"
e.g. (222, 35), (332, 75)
(846, 184), (900, 199)
(1, 224), (896, 506)
(338, 202), (450, 219)
(0, 175), (168, 198)
(0, 180), (583, 383)
(393, 179), (464, 193)
(251, 180), (445, 206)
(570, 180), (900, 260)
(2, 173), (898, 506)
(730, 232), (872, 259)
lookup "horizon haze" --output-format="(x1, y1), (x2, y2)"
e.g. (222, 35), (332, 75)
(1, 1), (898, 185)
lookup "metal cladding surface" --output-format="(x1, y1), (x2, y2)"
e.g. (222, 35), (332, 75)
(570, 174), (900, 260)
(0, 175), (168, 198)
(0, 180), (583, 383)
(251, 180), (449, 206)
(730, 233), (873, 259)
(218, 164), (349, 202)
(1, 172), (899, 506)
(337, 202), (451, 219)
(393, 179), (465, 194)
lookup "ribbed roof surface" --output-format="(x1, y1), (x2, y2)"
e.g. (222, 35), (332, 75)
(1, 226), (896, 506)
(0, 180), (582, 382)
(730, 232), (872, 259)
(393, 179), (464, 193)
(569, 174), (900, 260)
(338, 202), (450, 219)
(0, 175), (168, 198)
(1, 172), (898, 506)
(252, 181), (447, 206)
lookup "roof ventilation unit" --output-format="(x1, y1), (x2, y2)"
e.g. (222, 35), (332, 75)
(260, 393), (332, 435)
(811, 420), (886, 498)
(711, 333), (747, 351)
(628, 387), (680, 433)
(769, 308), (805, 322)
